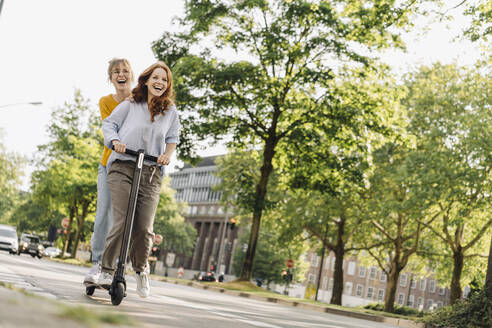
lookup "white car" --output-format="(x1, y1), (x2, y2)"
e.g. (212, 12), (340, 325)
(0, 224), (19, 255)
(44, 247), (62, 258)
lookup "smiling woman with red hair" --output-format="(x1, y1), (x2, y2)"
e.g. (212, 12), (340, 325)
(99, 61), (180, 298)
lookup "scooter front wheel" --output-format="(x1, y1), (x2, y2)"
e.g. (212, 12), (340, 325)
(111, 282), (125, 305)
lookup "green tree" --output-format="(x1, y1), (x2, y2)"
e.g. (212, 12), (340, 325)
(404, 62), (492, 304)
(277, 66), (406, 305)
(216, 150), (308, 283)
(232, 221), (308, 287)
(0, 132), (25, 224)
(32, 90), (100, 258)
(153, 177), (197, 256)
(363, 142), (427, 313)
(8, 192), (64, 234)
(153, 0), (439, 281)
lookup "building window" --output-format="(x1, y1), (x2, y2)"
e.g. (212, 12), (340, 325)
(344, 282), (353, 295)
(192, 206), (198, 215)
(429, 280), (436, 293)
(331, 258), (336, 271)
(410, 278), (417, 289)
(379, 272), (387, 282)
(358, 266), (366, 278)
(400, 274), (408, 287)
(427, 299), (434, 310)
(437, 301), (443, 308)
(322, 276), (328, 289)
(408, 294), (415, 307)
(377, 289), (385, 302)
(311, 254), (319, 267)
(328, 278), (334, 291)
(397, 293), (405, 305)
(369, 267), (377, 280)
(420, 278), (427, 291)
(325, 257), (330, 269)
(366, 287), (374, 299)
(347, 261), (356, 276)
(356, 285), (364, 297)
(307, 274), (315, 284)
(417, 297), (424, 310)
(438, 287), (445, 295)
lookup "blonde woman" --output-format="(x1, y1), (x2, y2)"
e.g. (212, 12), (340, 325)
(84, 58), (134, 285)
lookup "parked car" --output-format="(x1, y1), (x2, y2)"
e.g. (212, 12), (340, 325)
(19, 233), (44, 258)
(0, 224), (18, 255)
(44, 247), (61, 258)
(198, 271), (217, 282)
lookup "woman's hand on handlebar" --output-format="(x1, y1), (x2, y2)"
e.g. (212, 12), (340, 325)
(112, 140), (126, 154)
(157, 154), (171, 166)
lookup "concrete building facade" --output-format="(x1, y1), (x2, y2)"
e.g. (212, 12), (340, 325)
(169, 156), (239, 275)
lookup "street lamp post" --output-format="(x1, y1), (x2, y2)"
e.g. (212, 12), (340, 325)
(315, 224), (328, 301)
(215, 207), (229, 278)
(0, 101), (43, 109)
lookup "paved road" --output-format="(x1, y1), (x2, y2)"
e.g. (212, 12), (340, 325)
(0, 252), (399, 328)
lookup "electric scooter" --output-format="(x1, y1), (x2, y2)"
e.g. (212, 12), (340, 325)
(85, 148), (158, 305)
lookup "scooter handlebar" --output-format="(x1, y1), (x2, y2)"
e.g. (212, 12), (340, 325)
(111, 146), (159, 164)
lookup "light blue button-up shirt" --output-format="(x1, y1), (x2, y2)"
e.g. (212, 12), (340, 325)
(102, 100), (180, 175)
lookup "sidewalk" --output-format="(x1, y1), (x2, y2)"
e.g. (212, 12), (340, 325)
(158, 278), (426, 328)
(0, 284), (135, 328)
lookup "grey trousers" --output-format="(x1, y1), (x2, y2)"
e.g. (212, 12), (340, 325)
(101, 160), (161, 273)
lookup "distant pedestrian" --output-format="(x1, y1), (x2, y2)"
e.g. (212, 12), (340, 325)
(98, 61), (180, 298)
(84, 58), (134, 285)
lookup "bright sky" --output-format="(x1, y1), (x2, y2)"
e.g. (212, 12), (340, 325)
(0, 0), (482, 190)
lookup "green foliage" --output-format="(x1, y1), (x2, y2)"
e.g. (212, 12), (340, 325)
(423, 288), (492, 328)
(215, 149), (283, 213)
(363, 303), (424, 317)
(31, 90), (100, 256)
(231, 221), (308, 286)
(404, 61), (492, 300)
(153, 177), (197, 256)
(462, 0), (492, 42)
(0, 132), (25, 224)
(8, 193), (64, 234)
(153, 0), (444, 279)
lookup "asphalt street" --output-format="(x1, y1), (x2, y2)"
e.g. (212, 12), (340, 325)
(0, 252), (400, 328)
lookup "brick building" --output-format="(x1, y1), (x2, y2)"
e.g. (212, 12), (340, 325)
(303, 251), (451, 309)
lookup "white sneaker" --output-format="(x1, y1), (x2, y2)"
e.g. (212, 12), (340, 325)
(98, 271), (113, 286)
(135, 270), (150, 298)
(83, 262), (101, 284)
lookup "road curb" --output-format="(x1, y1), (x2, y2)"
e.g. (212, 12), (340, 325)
(159, 278), (425, 328)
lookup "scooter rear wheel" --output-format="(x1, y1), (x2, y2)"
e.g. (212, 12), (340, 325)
(111, 282), (125, 305)
(86, 286), (96, 296)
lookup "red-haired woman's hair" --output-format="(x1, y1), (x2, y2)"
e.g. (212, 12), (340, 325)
(132, 61), (175, 122)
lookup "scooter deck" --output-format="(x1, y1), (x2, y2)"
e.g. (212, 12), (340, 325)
(84, 282), (110, 291)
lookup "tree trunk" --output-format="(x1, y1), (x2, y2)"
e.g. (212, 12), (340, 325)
(330, 219), (346, 305)
(450, 248), (464, 304)
(239, 139), (275, 281)
(330, 245), (345, 305)
(70, 202), (89, 259)
(62, 208), (75, 259)
(485, 236), (492, 296)
(384, 261), (402, 313)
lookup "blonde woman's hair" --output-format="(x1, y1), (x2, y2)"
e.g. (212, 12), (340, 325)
(107, 58), (134, 83)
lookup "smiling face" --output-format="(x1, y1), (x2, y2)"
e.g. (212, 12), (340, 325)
(145, 67), (168, 101)
(110, 63), (132, 93)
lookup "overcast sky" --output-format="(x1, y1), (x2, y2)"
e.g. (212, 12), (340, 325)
(0, 0), (482, 189)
